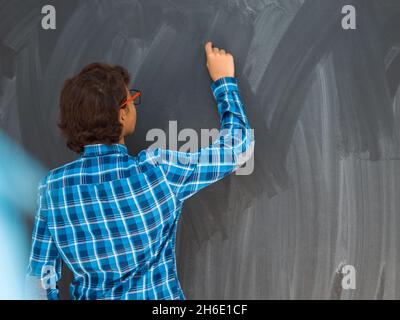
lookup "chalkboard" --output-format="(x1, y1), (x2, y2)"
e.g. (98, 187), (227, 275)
(1, 0), (400, 299)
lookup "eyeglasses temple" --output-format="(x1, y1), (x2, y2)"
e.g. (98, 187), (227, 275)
(120, 92), (141, 108)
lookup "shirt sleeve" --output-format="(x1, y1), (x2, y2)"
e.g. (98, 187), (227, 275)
(26, 177), (62, 300)
(138, 76), (254, 202)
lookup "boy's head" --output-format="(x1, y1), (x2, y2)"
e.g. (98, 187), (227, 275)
(58, 62), (137, 154)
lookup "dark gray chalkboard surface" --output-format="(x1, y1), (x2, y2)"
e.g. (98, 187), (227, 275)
(1, 0), (400, 299)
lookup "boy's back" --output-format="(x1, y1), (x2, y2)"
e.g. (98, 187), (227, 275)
(36, 143), (183, 299)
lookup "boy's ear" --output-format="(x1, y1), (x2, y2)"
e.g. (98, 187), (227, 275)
(119, 108), (126, 121)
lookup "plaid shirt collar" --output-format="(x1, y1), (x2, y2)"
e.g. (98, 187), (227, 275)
(81, 143), (128, 157)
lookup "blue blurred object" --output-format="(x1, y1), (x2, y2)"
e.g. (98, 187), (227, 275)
(0, 131), (47, 299)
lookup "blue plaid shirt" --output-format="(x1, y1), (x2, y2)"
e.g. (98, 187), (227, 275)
(27, 76), (254, 300)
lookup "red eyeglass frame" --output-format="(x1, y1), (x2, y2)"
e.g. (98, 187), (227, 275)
(120, 89), (141, 108)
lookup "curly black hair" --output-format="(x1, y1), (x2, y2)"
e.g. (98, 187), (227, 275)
(58, 62), (131, 154)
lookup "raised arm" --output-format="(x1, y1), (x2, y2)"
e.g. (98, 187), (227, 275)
(138, 42), (254, 202)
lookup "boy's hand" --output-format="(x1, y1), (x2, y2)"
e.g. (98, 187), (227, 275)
(205, 41), (235, 82)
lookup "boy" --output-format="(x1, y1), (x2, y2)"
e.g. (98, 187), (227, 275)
(27, 42), (254, 299)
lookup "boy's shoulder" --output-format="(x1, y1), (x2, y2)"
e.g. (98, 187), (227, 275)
(37, 159), (80, 192)
(38, 147), (168, 191)
(39, 152), (142, 190)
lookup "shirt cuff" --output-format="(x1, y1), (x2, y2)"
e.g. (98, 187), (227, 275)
(210, 77), (238, 100)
